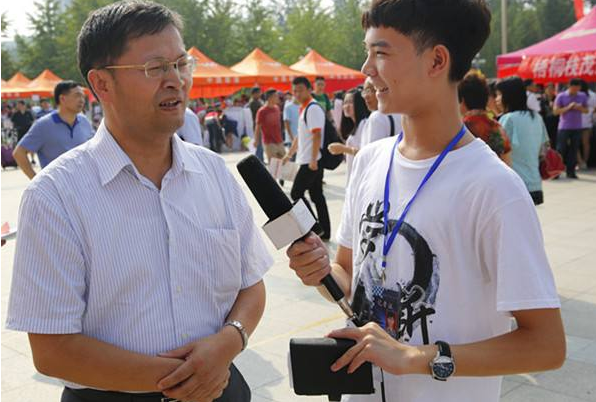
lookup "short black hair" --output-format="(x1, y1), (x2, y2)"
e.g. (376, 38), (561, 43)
(496, 76), (533, 117)
(315, 76), (325, 82)
(569, 78), (583, 87)
(264, 88), (277, 100)
(54, 81), (81, 105)
(77, 1), (184, 89)
(17, 100), (26, 106)
(362, 0), (491, 82)
(251, 86), (261, 95)
(523, 79), (534, 88)
(458, 73), (488, 110)
(292, 76), (312, 89)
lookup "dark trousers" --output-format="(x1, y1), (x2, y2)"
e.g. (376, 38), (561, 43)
(206, 121), (223, 153)
(290, 164), (331, 237)
(61, 364), (250, 402)
(556, 129), (582, 175)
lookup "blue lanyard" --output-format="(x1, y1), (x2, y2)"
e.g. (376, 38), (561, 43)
(382, 126), (467, 272)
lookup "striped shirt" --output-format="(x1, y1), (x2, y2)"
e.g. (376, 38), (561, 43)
(6, 122), (272, 388)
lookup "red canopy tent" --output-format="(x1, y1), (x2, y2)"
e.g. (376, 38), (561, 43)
(231, 48), (302, 91)
(496, 7), (596, 83)
(188, 47), (253, 99)
(1, 72), (33, 99)
(290, 50), (365, 92)
(2, 70), (63, 99)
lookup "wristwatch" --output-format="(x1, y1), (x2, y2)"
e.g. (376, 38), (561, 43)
(430, 341), (456, 381)
(224, 320), (248, 351)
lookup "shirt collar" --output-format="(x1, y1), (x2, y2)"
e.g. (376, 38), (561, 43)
(90, 122), (203, 187)
(51, 111), (80, 127)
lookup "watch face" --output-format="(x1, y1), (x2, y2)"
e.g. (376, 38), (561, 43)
(433, 356), (455, 379)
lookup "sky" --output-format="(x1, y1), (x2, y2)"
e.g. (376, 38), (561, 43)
(2, 0), (40, 40)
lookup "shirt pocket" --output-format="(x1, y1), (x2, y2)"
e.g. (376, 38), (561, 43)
(188, 227), (243, 318)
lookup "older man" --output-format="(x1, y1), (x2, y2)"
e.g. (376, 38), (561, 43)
(6, 2), (272, 402)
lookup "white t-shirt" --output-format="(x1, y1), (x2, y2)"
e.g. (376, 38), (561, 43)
(360, 111), (402, 147)
(581, 90), (596, 129)
(296, 100), (326, 166)
(345, 119), (367, 183)
(337, 136), (560, 402)
(526, 91), (541, 113)
(176, 108), (203, 146)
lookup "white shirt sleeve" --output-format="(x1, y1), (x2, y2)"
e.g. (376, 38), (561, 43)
(224, 166), (273, 288)
(306, 103), (325, 133)
(478, 197), (560, 312)
(6, 185), (87, 334)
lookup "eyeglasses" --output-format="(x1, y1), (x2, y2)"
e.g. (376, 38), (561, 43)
(102, 54), (197, 78)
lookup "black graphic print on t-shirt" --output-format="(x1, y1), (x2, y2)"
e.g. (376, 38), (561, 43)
(351, 200), (439, 345)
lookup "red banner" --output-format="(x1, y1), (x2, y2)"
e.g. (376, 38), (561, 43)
(518, 51), (596, 83)
(574, 0), (584, 20)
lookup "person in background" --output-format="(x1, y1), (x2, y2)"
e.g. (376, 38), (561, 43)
(524, 79), (542, 113)
(332, 91), (345, 129)
(359, 77), (402, 147)
(497, 77), (549, 205)
(540, 83), (559, 148)
(176, 107), (203, 146)
(312, 76), (333, 119)
(487, 80), (502, 120)
(11, 100), (35, 163)
(13, 81), (94, 180)
(328, 88), (370, 183)
(247, 86), (264, 161)
(36, 99), (54, 119)
(283, 92), (300, 155)
(578, 80), (596, 169)
(254, 89), (284, 164)
(205, 106), (223, 152)
(458, 73), (511, 165)
(553, 78), (588, 178)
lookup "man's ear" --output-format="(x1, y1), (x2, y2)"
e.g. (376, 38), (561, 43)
(87, 69), (114, 103)
(427, 45), (451, 79)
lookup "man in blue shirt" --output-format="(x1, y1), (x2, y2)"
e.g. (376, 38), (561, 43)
(13, 81), (94, 179)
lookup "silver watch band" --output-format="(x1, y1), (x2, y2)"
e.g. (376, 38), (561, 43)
(224, 320), (248, 351)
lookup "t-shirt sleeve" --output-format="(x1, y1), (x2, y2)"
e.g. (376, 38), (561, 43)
(581, 94), (589, 107)
(17, 120), (45, 152)
(368, 113), (391, 143)
(6, 185), (87, 334)
(255, 108), (263, 125)
(554, 94), (564, 108)
(306, 104), (325, 133)
(479, 197), (560, 312)
(499, 114), (517, 149)
(225, 166), (273, 288)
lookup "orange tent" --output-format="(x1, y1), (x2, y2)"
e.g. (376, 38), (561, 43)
(2, 73), (33, 99)
(231, 48), (302, 91)
(290, 50), (365, 92)
(188, 47), (252, 99)
(2, 70), (62, 99)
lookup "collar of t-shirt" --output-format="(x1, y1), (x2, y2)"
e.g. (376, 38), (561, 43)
(51, 111), (81, 136)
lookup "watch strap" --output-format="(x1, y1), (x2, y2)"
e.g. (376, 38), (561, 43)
(224, 320), (248, 351)
(435, 340), (451, 358)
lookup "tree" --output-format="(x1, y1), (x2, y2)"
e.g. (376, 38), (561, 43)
(236, 0), (281, 58)
(276, 0), (335, 66)
(330, 0), (366, 70)
(15, 0), (68, 79)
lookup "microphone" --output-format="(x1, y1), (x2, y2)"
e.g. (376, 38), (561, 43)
(237, 155), (355, 320)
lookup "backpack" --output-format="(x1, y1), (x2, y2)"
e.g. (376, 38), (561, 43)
(388, 114), (396, 137)
(304, 102), (343, 170)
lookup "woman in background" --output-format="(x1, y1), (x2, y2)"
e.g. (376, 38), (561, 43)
(497, 77), (550, 205)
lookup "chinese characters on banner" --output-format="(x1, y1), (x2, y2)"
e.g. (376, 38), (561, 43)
(519, 51), (596, 83)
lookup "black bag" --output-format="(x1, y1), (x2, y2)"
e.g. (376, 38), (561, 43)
(388, 114), (396, 137)
(290, 337), (375, 401)
(304, 102), (343, 170)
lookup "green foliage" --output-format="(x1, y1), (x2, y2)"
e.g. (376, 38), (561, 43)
(3, 0), (591, 81)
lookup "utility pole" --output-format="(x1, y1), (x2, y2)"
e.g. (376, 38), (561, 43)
(501, 0), (508, 54)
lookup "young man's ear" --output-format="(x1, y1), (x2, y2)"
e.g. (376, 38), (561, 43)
(428, 45), (450, 79)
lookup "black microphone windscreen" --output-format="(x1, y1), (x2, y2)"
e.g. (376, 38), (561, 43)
(237, 155), (293, 221)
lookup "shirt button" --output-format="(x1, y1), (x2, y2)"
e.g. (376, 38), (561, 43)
(181, 333), (189, 339)
(176, 286), (182, 293)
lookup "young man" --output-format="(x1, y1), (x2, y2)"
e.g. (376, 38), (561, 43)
(286, 1), (565, 401)
(360, 76), (402, 147)
(554, 78), (589, 178)
(284, 76), (331, 240)
(6, 2), (272, 402)
(13, 81), (94, 179)
(312, 76), (333, 119)
(248, 86), (265, 161)
(254, 89), (285, 163)
(283, 92), (300, 146)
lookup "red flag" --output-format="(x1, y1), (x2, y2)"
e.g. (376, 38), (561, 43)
(574, 0), (584, 20)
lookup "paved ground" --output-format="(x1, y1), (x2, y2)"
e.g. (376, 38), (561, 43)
(2, 151), (596, 402)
